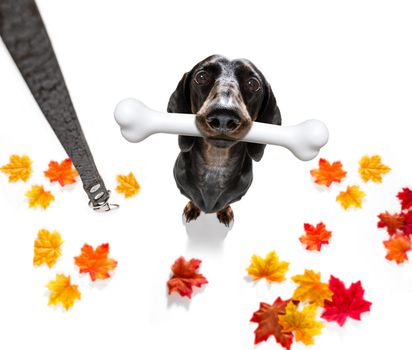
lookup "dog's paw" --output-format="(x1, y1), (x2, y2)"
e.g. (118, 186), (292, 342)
(217, 206), (234, 227)
(183, 201), (201, 223)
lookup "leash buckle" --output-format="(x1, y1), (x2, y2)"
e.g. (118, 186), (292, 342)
(88, 190), (119, 212)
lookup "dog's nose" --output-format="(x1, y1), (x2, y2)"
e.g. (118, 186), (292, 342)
(206, 114), (240, 132)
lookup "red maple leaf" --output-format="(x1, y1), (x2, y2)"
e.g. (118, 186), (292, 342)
(401, 211), (412, 237)
(167, 257), (208, 298)
(321, 276), (372, 326)
(383, 234), (412, 264)
(44, 158), (78, 186)
(397, 187), (412, 210)
(250, 297), (294, 350)
(377, 211), (405, 235)
(299, 222), (332, 251)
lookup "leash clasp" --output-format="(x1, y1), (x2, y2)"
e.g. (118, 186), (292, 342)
(88, 190), (119, 212)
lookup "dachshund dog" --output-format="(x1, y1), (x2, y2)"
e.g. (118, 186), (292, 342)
(168, 55), (281, 226)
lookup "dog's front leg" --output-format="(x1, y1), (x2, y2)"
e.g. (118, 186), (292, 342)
(217, 206), (234, 227)
(183, 201), (201, 222)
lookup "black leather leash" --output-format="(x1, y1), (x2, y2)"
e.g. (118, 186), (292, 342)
(0, 0), (117, 211)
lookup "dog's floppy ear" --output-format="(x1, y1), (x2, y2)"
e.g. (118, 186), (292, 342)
(167, 72), (191, 113)
(246, 81), (281, 162)
(167, 72), (196, 152)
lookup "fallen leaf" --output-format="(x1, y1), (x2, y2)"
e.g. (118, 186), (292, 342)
(46, 274), (81, 311)
(358, 155), (391, 183)
(167, 256), (208, 298)
(310, 158), (347, 187)
(246, 251), (289, 283)
(383, 234), (411, 264)
(397, 187), (412, 210)
(250, 297), (293, 350)
(33, 229), (63, 267)
(0, 154), (32, 182)
(291, 270), (333, 307)
(336, 185), (366, 209)
(116, 172), (140, 198)
(401, 211), (412, 236)
(299, 222), (332, 251)
(44, 158), (78, 186)
(74, 243), (117, 281)
(278, 302), (324, 345)
(321, 276), (372, 326)
(25, 185), (55, 209)
(377, 211), (405, 235)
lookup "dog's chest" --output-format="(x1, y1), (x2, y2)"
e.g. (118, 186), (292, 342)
(202, 164), (231, 188)
(197, 146), (241, 188)
(175, 143), (251, 212)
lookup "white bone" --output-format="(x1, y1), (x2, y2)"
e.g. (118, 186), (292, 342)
(114, 98), (329, 161)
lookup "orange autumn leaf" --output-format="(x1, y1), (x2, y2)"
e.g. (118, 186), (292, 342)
(33, 229), (63, 267)
(167, 257), (208, 298)
(278, 302), (324, 346)
(44, 158), (78, 186)
(299, 222), (332, 251)
(246, 251), (289, 283)
(358, 155), (391, 183)
(336, 185), (366, 209)
(25, 185), (55, 209)
(0, 154), (32, 182)
(116, 172), (140, 198)
(291, 270), (333, 307)
(377, 211), (405, 235)
(310, 158), (347, 187)
(46, 274), (81, 311)
(74, 243), (118, 281)
(383, 235), (411, 264)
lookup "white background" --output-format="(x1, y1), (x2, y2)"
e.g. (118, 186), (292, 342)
(0, 0), (411, 349)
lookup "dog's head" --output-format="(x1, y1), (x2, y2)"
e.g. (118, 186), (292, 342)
(168, 55), (281, 157)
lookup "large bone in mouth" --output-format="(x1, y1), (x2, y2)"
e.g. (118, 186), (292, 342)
(114, 98), (329, 161)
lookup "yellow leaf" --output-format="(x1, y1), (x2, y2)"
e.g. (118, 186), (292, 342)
(33, 229), (63, 267)
(25, 185), (55, 209)
(46, 274), (81, 311)
(336, 185), (365, 209)
(116, 172), (140, 198)
(292, 269), (333, 307)
(278, 302), (324, 345)
(0, 154), (32, 182)
(359, 155), (391, 183)
(246, 250), (289, 283)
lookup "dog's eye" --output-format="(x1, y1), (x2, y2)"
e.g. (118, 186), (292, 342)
(194, 71), (211, 86)
(246, 77), (261, 92)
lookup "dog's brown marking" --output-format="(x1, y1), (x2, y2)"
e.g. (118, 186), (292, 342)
(217, 206), (234, 226)
(195, 77), (253, 140)
(202, 142), (231, 166)
(183, 201), (201, 222)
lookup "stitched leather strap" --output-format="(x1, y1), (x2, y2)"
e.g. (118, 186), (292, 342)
(0, 0), (112, 208)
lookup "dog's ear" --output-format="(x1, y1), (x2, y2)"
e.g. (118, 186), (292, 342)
(167, 72), (196, 152)
(167, 72), (191, 113)
(246, 82), (281, 162)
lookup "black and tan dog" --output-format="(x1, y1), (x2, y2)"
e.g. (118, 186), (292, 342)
(168, 55), (281, 226)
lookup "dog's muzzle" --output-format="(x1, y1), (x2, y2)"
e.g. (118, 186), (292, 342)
(206, 113), (241, 133)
